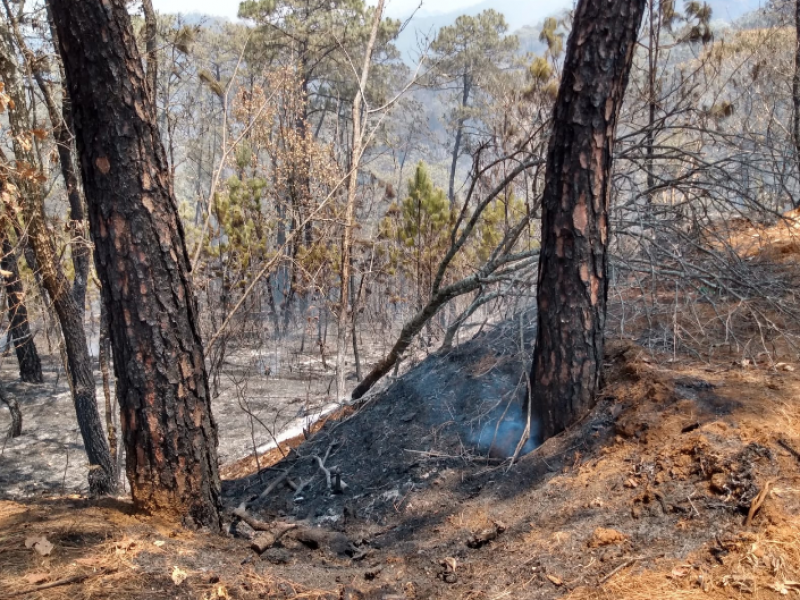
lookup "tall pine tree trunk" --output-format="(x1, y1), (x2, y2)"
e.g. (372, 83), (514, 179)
(447, 73), (471, 205)
(1, 234), (43, 383)
(49, 0), (221, 528)
(531, 0), (646, 441)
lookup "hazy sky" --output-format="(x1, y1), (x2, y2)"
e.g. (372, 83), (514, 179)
(151, 0), (484, 19)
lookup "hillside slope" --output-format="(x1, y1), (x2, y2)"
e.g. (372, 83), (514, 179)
(3, 326), (798, 599)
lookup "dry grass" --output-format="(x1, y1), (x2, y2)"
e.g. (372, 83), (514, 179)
(0, 498), (337, 600)
(567, 522), (800, 600)
(559, 359), (800, 600)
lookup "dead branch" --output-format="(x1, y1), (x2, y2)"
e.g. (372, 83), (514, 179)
(313, 444), (349, 492)
(598, 557), (642, 585)
(232, 504), (297, 536)
(745, 480), (773, 526)
(4, 568), (116, 598)
(778, 438), (800, 464)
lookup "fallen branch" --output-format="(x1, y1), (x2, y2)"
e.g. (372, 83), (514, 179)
(7, 568), (116, 598)
(314, 455), (332, 488)
(235, 468), (294, 515)
(292, 477), (314, 498)
(256, 469), (292, 503)
(231, 505), (297, 538)
(351, 250), (538, 400)
(598, 557), (642, 585)
(778, 439), (800, 465)
(313, 451), (348, 493)
(232, 505), (273, 531)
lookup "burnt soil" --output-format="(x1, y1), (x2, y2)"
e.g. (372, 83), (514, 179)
(2, 318), (800, 599)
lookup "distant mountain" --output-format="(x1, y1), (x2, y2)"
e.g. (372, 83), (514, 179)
(395, 0), (766, 60)
(394, 0), (573, 59)
(705, 0), (765, 22)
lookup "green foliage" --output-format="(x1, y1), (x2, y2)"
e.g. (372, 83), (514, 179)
(208, 174), (271, 274)
(429, 10), (518, 86)
(378, 163), (532, 300)
(529, 56), (553, 83)
(538, 17), (563, 59)
(238, 0), (401, 108)
(379, 162), (452, 294)
(475, 193), (526, 263)
(397, 164), (451, 248)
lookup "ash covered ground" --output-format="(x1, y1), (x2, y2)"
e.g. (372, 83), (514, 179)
(223, 312), (540, 524)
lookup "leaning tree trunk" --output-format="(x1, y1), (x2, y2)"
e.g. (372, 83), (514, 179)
(1, 234), (43, 383)
(530, 0), (646, 441)
(26, 194), (119, 495)
(49, 0), (221, 528)
(3, 0), (91, 316)
(0, 27), (117, 494)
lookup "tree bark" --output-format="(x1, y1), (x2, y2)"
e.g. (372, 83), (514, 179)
(530, 0), (646, 441)
(49, 0), (221, 528)
(1, 233), (43, 383)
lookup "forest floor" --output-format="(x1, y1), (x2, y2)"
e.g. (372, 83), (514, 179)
(1, 311), (799, 599)
(0, 340), (339, 498)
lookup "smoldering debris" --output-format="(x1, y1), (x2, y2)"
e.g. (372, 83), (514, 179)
(469, 403), (540, 458)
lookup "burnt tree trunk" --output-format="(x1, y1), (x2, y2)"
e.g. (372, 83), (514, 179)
(49, 0), (221, 528)
(27, 199), (118, 495)
(1, 234), (43, 384)
(530, 0), (646, 440)
(41, 15), (91, 315)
